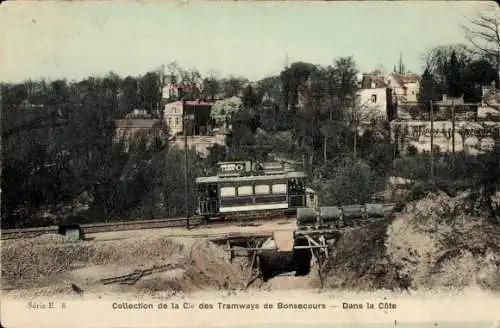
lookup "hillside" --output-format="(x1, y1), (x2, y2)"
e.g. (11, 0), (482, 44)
(319, 191), (500, 292)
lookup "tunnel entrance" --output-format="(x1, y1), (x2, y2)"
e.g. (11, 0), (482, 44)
(258, 236), (312, 281)
(215, 229), (333, 288)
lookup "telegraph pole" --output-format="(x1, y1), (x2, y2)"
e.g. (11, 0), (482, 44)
(183, 100), (190, 230)
(352, 97), (357, 160)
(451, 99), (456, 153)
(430, 100), (434, 180)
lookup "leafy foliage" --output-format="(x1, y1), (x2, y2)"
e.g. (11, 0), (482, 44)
(210, 96), (242, 126)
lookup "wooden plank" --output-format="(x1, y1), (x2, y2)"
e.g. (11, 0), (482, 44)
(272, 230), (294, 252)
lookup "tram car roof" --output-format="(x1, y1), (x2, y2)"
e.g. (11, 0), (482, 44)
(195, 171), (307, 184)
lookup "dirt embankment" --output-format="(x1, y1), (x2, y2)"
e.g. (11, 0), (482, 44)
(1, 235), (246, 297)
(321, 191), (500, 292)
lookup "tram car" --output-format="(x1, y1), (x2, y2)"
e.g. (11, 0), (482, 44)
(195, 161), (317, 220)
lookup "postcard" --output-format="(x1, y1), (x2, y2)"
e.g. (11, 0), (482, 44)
(1, 1), (500, 327)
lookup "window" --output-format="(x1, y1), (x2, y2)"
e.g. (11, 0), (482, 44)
(237, 186), (253, 196)
(168, 118), (172, 126)
(176, 117), (181, 126)
(371, 95), (377, 103)
(255, 185), (270, 195)
(271, 183), (287, 194)
(220, 187), (236, 198)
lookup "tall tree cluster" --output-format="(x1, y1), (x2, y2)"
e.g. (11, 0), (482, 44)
(420, 45), (497, 103)
(1, 71), (204, 228)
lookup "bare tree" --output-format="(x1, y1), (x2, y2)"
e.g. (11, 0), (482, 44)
(421, 44), (469, 88)
(463, 5), (500, 81)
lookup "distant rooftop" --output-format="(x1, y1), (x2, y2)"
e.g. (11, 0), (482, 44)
(166, 100), (213, 107)
(114, 119), (161, 129)
(389, 73), (419, 85)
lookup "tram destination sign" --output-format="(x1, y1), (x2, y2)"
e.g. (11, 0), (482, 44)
(217, 161), (251, 176)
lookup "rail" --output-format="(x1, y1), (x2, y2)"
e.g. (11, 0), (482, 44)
(1, 216), (203, 240)
(0, 214), (292, 241)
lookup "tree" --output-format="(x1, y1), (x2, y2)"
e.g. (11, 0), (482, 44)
(280, 61), (317, 112)
(121, 76), (139, 112)
(463, 4), (500, 85)
(201, 74), (221, 101)
(419, 68), (440, 105)
(211, 96), (242, 126)
(102, 72), (122, 118)
(447, 50), (463, 97)
(138, 72), (161, 114)
(422, 44), (470, 93)
(330, 56), (359, 120)
(461, 58), (498, 102)
(257, 76), (282, 105)
(256, 76), (283, 131)
(241, 85), (260, 109)
(221, 76), (248, 98)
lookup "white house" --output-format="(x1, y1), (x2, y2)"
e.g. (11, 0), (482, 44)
(386, 73), (420, 103)
(355, 74), (391, 120)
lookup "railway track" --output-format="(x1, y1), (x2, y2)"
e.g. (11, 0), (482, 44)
(0, 207), (298, 240)
(0, 217), (204, 240)
(0, 214), (295, 241)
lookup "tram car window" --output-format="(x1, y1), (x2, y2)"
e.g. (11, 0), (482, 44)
(255, 184), (270, 195)
(220, 186), (236, 198)
(237, 186), (253, 196)
(271, 183), (287, 194)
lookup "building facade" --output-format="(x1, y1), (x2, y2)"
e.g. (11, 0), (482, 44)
(386, 73), (420, 103)
(114, 119), (165, 150)
(355, 74), (394, 121)
(163, 100), (213, 136)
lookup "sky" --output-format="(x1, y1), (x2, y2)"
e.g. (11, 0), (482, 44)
(0, 1), (496, 83)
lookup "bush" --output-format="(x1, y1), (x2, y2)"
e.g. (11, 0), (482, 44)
(406, 145), (418, 156)
(406, 181), (439, 202)
(318, 158), (386, 205)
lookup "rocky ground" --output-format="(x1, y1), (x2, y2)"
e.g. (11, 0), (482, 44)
(2, 191), (500, 298)
(319, 191), (500, 292)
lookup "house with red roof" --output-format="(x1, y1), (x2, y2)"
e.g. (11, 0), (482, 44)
(162, 83), (201, 101)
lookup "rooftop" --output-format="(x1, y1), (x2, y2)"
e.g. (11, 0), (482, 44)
(166, 100), (213, 107)
(361, 74), (388, 89)
(114, 119), (161, 129)
(195, 171), (307, 184)
(389, 73), (419, 86)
